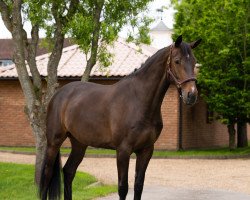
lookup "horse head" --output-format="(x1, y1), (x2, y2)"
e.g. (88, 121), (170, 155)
(167, 35), (201, 106)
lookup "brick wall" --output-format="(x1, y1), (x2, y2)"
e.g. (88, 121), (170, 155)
(182, 95), (229, 149)
(1, 79), (248, 149)
(155, 85), (179, 150)
(0, 79), (180, 149)
(0, 80), (35, 146)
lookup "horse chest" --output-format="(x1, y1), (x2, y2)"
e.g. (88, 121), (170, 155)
(128, 120), (163, 148)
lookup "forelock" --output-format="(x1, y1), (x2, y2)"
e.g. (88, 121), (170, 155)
(180, 42), (192, 56)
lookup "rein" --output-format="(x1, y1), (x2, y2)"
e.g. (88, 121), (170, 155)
(166, 44), (197, 89)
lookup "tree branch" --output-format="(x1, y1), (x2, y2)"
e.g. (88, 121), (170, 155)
(44, 1), (65, 105)
(11, 0), (36, 115)
(0, 0), (13, 32)
(27, 24), (42, 99)
(44, 0), (80, 104)
(81, 0), (104, 81)
(65, 0), (79, 21)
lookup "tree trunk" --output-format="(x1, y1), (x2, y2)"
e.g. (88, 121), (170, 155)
(0, 0), (81, 187)
(82, 63), (92, 82)
(27, 103), (47, 184)
(81, 0), (104, 82)
(9, 0), (46, 185)
(227, 123), (236, 150)
(237, 121), (248, 148)
(32, 119), (47, 184)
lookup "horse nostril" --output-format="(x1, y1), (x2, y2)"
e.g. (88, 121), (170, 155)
(187, 92), (196, 105)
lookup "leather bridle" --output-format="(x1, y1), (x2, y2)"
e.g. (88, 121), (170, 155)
(167, 44), (197, 89)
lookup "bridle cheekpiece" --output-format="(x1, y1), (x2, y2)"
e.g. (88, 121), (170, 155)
(167, 44), (197, 90)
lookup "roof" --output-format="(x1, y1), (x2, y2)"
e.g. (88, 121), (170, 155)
(0, 38), (73, 60)
(0, 38), (158, 79)
(150, 21), (172, 32)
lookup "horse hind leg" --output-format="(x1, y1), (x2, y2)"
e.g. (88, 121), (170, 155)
(63, 136), (87, 200)
(39, 141), (64, 200)
(39, 127), (67, 200)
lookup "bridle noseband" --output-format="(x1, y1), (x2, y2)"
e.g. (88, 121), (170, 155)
(167, 44), (197, 89)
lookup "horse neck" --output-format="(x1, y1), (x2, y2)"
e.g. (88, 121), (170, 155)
(131, 47), (171, 116)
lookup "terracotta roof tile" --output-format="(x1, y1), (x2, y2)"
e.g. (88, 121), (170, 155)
(0, 38), (157, 78)
(0, 38), (73, 60)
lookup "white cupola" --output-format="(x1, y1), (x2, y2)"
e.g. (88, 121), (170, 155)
(149, 20), (173, 49)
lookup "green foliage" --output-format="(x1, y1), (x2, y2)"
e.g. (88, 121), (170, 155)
(2, 0), (153, 76)
(98, 43), (114, 69)
(0, 162), (116, 200)
(129, 16), (154, 46)
(172, 0), (250, 124)
(68, 13), (94, 53)
(67, 0), (153, 71)
(23, 0), (48, 27)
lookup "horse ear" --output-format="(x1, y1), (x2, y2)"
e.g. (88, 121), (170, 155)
(174, 35), (182, 47)
(190, 39), (202, 49)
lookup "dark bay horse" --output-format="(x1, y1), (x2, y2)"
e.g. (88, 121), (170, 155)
(39, 35), (201, 200)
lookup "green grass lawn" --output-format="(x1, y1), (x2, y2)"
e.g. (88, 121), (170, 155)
(0, 146), (116, 155)
(153, 146), (250, 157)
(0, 145), (250, 158)
(0, 162), (116, 200)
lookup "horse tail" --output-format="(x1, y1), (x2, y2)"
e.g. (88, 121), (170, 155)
(39, 150), (62, 200)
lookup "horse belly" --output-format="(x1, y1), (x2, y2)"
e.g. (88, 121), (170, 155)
(67, 121), (114, 148)
(64, 104), (114, 148)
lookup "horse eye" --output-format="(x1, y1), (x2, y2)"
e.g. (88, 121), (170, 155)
(175, 59), (180, 64)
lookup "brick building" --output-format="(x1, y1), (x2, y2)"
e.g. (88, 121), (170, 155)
(0, 38), (248, 150)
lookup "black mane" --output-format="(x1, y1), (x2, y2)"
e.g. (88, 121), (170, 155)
(123, 46), (169, 79)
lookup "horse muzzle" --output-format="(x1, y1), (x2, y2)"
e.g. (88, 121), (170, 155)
(181, 87), (198, 106)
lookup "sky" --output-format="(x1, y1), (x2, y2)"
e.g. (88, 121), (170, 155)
(147, 0), (175, 28)
(0, 0), (175, 39)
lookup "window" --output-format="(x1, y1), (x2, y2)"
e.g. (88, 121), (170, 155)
(0, 59), (13, 67)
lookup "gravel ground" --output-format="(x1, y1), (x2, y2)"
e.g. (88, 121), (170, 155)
(0, 152), (250, 195)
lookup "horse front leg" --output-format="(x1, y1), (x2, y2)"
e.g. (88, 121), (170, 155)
(134, 145), (154, 200)
(116, 149), (131, 200)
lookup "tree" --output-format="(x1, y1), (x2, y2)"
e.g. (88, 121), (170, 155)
(0, 0), (153, 184)
(67, 0), (153, 81)
(171, 0), (250, 149)
(0, 0), (80, 183)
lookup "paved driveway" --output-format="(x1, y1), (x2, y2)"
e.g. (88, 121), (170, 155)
(76, 157), (250, 196)
(97, 186), (250, 200)
(0, 152), (250, 199)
